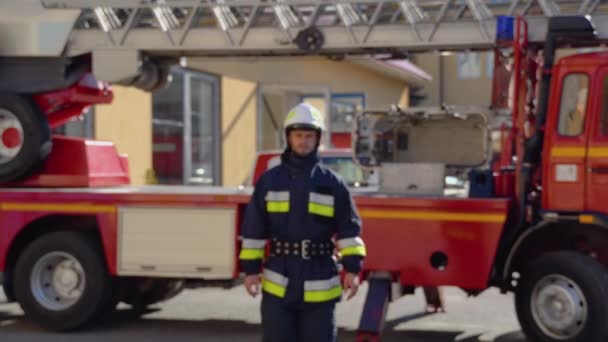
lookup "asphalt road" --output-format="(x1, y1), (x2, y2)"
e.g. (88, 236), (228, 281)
(0, 285), (527, 342)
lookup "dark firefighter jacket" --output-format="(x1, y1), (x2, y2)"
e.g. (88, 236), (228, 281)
(239, 149), (366, 306)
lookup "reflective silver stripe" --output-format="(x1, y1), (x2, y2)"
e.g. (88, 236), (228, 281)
(242, 238), (267, 249)
(263, 268), (289, 287)
(337, 237), (365, 249)
(304, 276), (341, 291)
(309, 192), (334, 206)
(265, 191), (290, 201)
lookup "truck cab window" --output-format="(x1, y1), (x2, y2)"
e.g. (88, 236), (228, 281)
(558, 73), (588, 137)
(600, 76), (608, 136)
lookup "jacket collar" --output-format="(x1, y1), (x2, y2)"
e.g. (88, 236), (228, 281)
(280, 147), (319, 175)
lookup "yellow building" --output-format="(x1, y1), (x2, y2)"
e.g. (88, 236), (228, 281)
(72, 57), (429, 186)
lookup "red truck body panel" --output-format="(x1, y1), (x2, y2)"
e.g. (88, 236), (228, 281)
(356, 195), (509, 289)
(0, 188), (509, 290)
(0, 188), (250, 279)
(249, 148), (510, 289)
(9, 136), (130, 188)
(32, 72), (113, 129)
(0, 145), (509, 291)
(542, 52), (608, 212)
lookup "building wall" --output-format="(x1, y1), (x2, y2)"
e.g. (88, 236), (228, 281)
(411, 53), (442, 106)
(95, 86), (152, 185)
(413, 52), (493, 107)
(94, 59), (413, 187)
(443, 52), (494, 106)
(189, 57), (408, 109)
(260, 91), (284, 150)
(399, 87), (410, 107)
(192, 57), (410, 156)
(413, 48), (598, 108)
(221, 76), (258, 187)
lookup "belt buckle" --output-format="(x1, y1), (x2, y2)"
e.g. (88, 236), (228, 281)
(301, 240), (311, 260)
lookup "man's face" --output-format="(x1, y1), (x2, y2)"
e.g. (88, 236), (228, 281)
(288, 129), (319, 156)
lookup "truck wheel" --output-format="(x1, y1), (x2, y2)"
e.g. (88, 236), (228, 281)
(120, 278), (185, 309)
(515, 251), (608, 342)
(13, 231), (116, 331)
(0, 93), (51, 183)
(2, 281), (15, 302)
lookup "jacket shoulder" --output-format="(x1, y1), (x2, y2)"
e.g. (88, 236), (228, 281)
(257, 164), (285, 186)
(315, 164), (347, 188)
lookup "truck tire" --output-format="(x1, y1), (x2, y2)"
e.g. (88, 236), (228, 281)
(0, 93), (51, 183)
(2, 281), (15, 303)
(13, 231), (116, 331)
(515, 251), (608, 342)
(120, 278), (185, 309)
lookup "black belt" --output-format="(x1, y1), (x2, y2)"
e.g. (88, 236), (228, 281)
(270, 239), (334, 259)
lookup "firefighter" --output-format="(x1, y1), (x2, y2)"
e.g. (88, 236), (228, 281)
(239, 102), (366, 342)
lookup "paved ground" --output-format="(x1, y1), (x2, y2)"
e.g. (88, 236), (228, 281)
(0, 285), (527, 341)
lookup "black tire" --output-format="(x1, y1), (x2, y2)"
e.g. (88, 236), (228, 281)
(13, 231), (116, 331)
(120, 278), (185, 309)
(515, 251), (608, 342)
(2, 282), (15, 303)
(0, 93), (51, 183)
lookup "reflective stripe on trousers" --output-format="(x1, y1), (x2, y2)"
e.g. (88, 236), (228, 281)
(262, 268), (288, 298)
(262, 269), (342, 303)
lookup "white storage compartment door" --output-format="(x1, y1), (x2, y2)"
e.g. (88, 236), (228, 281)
(118, 206), (236, 279)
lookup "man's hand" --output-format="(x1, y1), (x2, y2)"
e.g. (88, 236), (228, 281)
(342, 272), (360, 300)
(244, 274), (261, 297)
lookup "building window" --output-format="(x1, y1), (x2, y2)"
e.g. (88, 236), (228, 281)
(457, 52), (481, 79)
(152, 68), (220, 185)
(300, 93), (364, 148)
(301, 93), (365, 133)
(330, 94), (365, 133)
(558, 73), (588, 137)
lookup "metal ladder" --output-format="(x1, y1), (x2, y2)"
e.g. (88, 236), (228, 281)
(42, 0), (608, 57)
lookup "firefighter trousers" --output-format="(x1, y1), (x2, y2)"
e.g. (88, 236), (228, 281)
(261, 294), (337, 342)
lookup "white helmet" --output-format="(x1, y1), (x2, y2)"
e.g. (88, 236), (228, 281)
(284, 103), (324, 132)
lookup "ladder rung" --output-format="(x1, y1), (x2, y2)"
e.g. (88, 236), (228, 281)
(39, 0), (608, 56)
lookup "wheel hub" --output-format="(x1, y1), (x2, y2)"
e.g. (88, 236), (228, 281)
(531, 275), (587, 340)
(31, 252), (86, 311)
(0, 109), (24, 164)
(52, 260), (82, 299)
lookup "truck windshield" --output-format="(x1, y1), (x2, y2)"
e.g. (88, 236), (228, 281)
(320, 156), (369, 187)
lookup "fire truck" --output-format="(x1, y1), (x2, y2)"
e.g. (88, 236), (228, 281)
(1, 1), (608, 342)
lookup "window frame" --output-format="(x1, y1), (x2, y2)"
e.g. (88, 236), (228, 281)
(152, 67), (221, 186)
(301, 93), (366, 134)
(556, 73), (589, 138)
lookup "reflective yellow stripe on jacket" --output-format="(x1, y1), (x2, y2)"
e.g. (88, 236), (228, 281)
(308, 192), (335, 217)
(266, 191), (290, 213)
(239, 238), (267, 260)
(337, 237), (366, 257)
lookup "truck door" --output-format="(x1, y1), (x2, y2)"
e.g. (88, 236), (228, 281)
(586, 68), (608, 213)
(544, 73), (590, 211)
